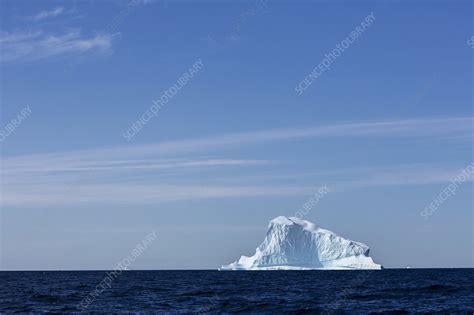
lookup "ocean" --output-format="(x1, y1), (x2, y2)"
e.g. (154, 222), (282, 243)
(1, 269), (473, 313)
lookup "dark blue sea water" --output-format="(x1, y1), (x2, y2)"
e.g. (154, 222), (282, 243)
(1, 269), (473, 313)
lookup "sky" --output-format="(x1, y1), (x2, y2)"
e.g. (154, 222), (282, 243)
(0, 0), (472, 270)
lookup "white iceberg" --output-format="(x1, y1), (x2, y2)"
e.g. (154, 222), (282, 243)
(220, 216), (382, 270)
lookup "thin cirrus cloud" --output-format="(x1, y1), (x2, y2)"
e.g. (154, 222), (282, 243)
(1, 184), (310, 207)
(29, 7), (65, 21)
(1, 157), (285, 207)
(2, 158), (272, 176)
(326, 164), (474, 192)
(0, 29), (117, 64)
(2, 117), (472, 172)
(1, 117), (472, 207)
(5, 116), (471, 164)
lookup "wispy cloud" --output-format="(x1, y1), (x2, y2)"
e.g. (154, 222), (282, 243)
(1, 156), (277, 206)
(1, 117), (472, 207)
(7, 117), (471, 163)
(2, 158), (271, 175)
(29, 7), (64, 21)
(0, 30), (117, 64)
(133, 0), (158, 4)
(330, 164), (474, 191)
(1, 184), (309, 207)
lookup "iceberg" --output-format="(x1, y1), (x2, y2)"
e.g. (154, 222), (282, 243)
(220, 216), (382, 270)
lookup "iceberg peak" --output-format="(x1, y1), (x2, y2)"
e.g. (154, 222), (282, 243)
(221, 216), (382, 270)
(271, 216), (320, 233)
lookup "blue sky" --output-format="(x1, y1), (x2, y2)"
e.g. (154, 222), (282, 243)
(0, 0), (472, 270)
